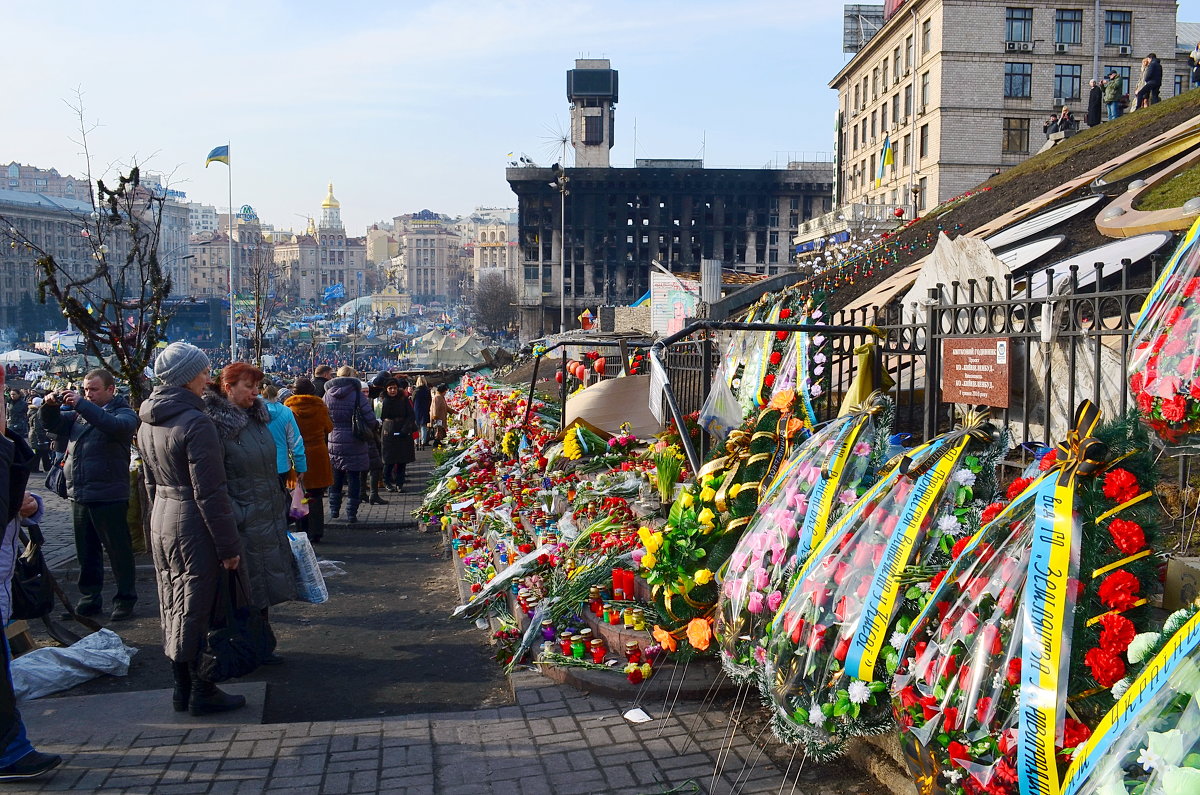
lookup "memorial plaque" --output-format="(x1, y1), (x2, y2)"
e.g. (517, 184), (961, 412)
(941, 338), (1011, 407)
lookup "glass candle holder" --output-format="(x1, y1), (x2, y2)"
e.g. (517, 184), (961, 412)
(624, 641), (642, 663)
(560, 635), (573, 656)
(613, 588), (625, 602)
(540, 620), (556, 642)
(622, 608), (636, 629)
(632, 609), (646, 632)
(570, 634), (585, 659)
(607, 606), (622, 625)
(589, 638), (606, 664)
(588, 586), (603, 617)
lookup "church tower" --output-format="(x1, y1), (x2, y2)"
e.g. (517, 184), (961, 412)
(567, 59), (618, 168)
(320, 182), (343, 230)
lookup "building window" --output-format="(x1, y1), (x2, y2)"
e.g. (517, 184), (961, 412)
(852, 125), (858, 150)
(881, 102), (888, 130)
(1105, 64), (1132, 89)
(871, 110), (877, 139)
(1055, 9), (1083, 44)
(1002, 117), (1031, 153)
(1105, 11), (1131, 46)
(903, 85), (913, 117)
(873, 67), (879, 98)
(583, 116), (603, 144)
(922, 18), (932, 54)
(1177, 74), (1189, 95)
(918, 177), (929, 210)
(905, 35), (914, 72)
(893, 46), (901, 75)
(882, 60), (889, 87)
(1005, 62), (1033, 98)
(853, 83), (860, 109)
(919, 124), (929, 158)
(1006, 8), (1033, 42)
(920, 72), (930, 108)
(902, 134), (911, 166)
(1054, 63), (1082, 100)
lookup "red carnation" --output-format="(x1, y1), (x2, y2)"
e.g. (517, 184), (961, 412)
(975, 695), (993, 725)
(1163, 335), (1187, 358)
(981, 502), (1006, 524)
(950, 536), (972, 560)
(779, 308), (792, 319)
(1006, 477), (1033, 500)
(1084, 646), (1126, 687)
(764, 374), (776, 387)
(1161, 394), (1189, 423)
(1107, 518), (1145, 555)
(1098, 613), (1136, 654)
(1038, 449), (1058, 471)
(1060, 718), (1092, 757)
(947, 740), (970, 767)
(769, 351), (782, 365)
(1102, 469), (1140, 505)
(1130, 372), (1145, 393)
(775, 331), (788, 341)
(1137, 391), (1156, 414)
(1005, 657), (1021, 686)
(1097, 569), (1141, 611)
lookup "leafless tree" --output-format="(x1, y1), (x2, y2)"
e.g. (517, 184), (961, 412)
(471, 271), (518, 333)
(0, 93), (173, 407)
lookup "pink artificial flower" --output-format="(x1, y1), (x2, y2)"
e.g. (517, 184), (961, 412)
(754, 567), (771, 591)
(838, 489), (857, 506)
(767, 591), (784, 612)
(852, 441), (872, 456)
(747, 592), (765, 614)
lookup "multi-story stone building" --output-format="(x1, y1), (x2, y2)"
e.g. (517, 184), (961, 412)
(459, 208), (519, 288)
(186, 230), (232, 299)
(393, 210), (465, 306)
(832, 0), (1179, 212)
(274, 184), (365, 305)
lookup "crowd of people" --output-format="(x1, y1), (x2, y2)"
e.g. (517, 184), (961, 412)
(0, 345), (456, 783)
(1042, 52), (1171, 141)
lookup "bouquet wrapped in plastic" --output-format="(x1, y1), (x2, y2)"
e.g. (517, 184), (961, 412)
(716, 394), (892, 682)
(640, 391), (807, 658)
(764, 411), (1003, 757)
(1062, 609), (1200, 795)
(891, 403), (1162, 795)
(1129, 215), (1200, 445)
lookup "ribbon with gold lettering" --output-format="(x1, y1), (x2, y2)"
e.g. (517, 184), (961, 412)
(1018, 400), (1106, 795)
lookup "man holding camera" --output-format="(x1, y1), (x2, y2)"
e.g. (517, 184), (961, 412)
(41, 369), (139, 621)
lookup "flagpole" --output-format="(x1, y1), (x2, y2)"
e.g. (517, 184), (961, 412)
(227, 142), (236, 363)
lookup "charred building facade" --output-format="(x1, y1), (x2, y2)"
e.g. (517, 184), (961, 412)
(506, 162), (834, 336)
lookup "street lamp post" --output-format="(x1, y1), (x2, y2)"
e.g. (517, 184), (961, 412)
(550, 167), (570, 334)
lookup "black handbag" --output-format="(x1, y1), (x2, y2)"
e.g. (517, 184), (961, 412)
(10, 525), (53, 620)
(43, 453), (67, 500)
(350, 396), (373, 441)
(195, 570), (273, 683)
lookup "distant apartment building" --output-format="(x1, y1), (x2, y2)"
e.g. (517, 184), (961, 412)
(187, 202), (220, 235)
(2, 162), (88, 201)
(833, 0), (1179, 211)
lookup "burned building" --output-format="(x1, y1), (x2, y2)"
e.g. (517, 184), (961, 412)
(506, 59), (834, 336)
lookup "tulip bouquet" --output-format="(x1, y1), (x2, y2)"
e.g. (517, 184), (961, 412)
(763, 414), (1003, 759)
(716, 395), (892, 682)
(891, 406), (1161, 795)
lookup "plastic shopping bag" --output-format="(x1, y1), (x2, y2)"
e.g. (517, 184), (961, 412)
(289, 485), (309, 521)
(288, 531), (328, 604)
(699, 365), (743, 445)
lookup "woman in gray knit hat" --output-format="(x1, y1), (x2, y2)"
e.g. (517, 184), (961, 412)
(136, 343), (247, 716)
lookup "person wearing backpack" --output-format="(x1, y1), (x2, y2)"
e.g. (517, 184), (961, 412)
(322, 367), (378, 523)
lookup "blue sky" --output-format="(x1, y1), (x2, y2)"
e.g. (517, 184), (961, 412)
(5, 1), (1200, 233)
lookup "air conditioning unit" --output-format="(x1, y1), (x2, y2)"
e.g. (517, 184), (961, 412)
(1016, 41), (1034, 51)
(1119, 45), (1132, 55)
(1053, 97), (1067, 106)
(1055, 43), (1068, 53)
(1006, 41), (1019, 51)
(917, 105), (926, 116)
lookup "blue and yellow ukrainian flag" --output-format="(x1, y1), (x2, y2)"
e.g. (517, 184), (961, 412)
(205, 145), (230, 167)
(875, 135), (893, 188)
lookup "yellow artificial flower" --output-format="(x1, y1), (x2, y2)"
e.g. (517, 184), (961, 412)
(699, 486), (716, 503)
(637, 526), (663, 554)
(640, 663), (653, 678)
(679, 490), (694, 509)
(693, 568), (714, 585)
(641, 552), (657, 569)
(697, 507), (716, 527)
(728, 482), (742, 498)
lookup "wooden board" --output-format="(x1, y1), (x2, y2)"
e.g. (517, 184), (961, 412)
(564, 375), (664, 438)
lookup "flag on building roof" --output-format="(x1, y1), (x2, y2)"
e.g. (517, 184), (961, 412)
(205, 145), (230, 167)
(323, 283), (345, 302)
(875, 135), (893, 188)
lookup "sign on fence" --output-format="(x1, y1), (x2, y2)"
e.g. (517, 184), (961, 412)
(650, 272), (701, 336)
(941, 337), (1011, 407)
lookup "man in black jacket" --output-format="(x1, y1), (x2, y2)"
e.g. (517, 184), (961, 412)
(1143, 52), (1162, 105)
(41, 369), (139, 621)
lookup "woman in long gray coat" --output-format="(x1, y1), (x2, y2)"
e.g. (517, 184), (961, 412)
(137, 343), (246, 717)
(204, 362), (297, 662)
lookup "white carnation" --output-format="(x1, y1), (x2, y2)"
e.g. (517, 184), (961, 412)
(848, 680), (871, 704)
(1110, 678), (1131, 699)
(808, 703), (826, 727)
(952, 469), (977, 487)
(1128, 632), (1161, 665)
(889, 631), (908, 651)
(936, 515), (960, 533)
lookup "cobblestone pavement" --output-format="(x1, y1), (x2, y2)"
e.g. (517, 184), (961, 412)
(20, 451), (868, 794)
(21, 671), (831, 795)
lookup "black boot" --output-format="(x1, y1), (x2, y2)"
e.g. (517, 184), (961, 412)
(190, 677), (246, 716)
(171, 660), (191, 712)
